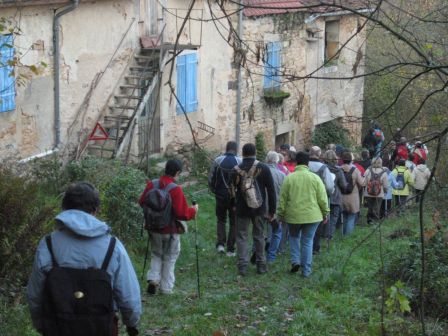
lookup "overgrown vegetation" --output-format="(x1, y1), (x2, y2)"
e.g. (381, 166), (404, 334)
(255, 132), (268, 161)
(311, 120), (352, 149)
(0, 165), (58, 282)
(385, 231), (448, 320)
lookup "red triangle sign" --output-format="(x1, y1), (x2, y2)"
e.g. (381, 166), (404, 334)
(89, 122), (109, 141)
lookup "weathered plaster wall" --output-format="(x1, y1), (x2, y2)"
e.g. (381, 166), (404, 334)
(233, 13), (308, 150)
(159, 0), (236, 154)
(305, 15), (366, 145)
(236, 13), (365, 150)
(0, 0), (139, 160)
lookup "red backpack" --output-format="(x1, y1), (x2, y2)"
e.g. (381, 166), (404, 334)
(366, 169), (386, 196)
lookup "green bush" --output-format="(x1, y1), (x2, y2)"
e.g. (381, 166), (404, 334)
(384, 231), (448, 319)
(64, 157), (148, 241)
(0, 165), (57, 282)
(311, 120), (352, 149)
(255, 132), (267, 161)
(191, 147), (215, 179)
(101, 166), (147, 241)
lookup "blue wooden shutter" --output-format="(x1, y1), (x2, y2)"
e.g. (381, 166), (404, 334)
(0, 34), (15, 112)
(264, 42), (274, 89)
(272, 42), (281, 88)
(176, 55), (187, 114)
(264, 42), (281, 89)
(186, 53), (198, 112)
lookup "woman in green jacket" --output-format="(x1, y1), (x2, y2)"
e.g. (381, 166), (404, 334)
(277, 152), (330, 277)
(392, 159), (414, 211)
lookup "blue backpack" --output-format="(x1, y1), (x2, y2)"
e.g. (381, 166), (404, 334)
(395, 170), (406, 190)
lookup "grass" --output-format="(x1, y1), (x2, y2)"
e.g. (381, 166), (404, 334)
(1, 182), (446, 335)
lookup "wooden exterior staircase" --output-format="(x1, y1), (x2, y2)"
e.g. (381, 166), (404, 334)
(85, 46), (162, 160)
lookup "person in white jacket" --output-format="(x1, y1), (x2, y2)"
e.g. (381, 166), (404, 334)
(413, 159), (431, 203)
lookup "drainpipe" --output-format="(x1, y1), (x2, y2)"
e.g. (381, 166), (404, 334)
(235, 0), (243, 149)
(53, 0), (79, 150)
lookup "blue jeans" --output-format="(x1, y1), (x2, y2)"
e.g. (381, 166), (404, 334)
(343, 212), (356, 236)
(288, 222), (320, 277)
(325, 204), (341, 239)
(266, 221), (283, 262)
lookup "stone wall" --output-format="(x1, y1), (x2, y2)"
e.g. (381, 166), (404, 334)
(236, 12), (365, 151)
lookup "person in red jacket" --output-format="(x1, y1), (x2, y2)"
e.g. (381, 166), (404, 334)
(139, 159), (197, 295)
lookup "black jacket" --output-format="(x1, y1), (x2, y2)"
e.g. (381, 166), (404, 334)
(208, 153), (241, 200)
(231, 157), (276, 218)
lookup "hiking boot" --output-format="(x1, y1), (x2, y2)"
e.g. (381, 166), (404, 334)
(216, 245), (225, 253)
(238, 267), (247, 277)
(250, 252), (256, 264)
(256, 264), (267, 274)
(290, 264), (301, 274)
(147, 281), (158, 295)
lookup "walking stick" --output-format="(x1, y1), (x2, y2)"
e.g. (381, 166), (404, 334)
(141, 230), (151, 280)
(192, 200), (201, 298)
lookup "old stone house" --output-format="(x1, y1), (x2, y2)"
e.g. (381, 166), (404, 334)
(237, 0), (368, 149)
(0, 0), (368, 163)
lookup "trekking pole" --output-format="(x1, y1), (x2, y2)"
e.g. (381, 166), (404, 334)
(141, 231), (150, 280)
(192, 200), (201, 299)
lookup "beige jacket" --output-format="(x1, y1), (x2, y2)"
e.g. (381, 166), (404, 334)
(341, 164), (364, 214)
(413, 164), (431, 190)
(363, 163), (389, 198)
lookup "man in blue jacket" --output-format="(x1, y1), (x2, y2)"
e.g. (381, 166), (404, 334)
(27, 182), (141, 336)
(208, 141), (242, 256)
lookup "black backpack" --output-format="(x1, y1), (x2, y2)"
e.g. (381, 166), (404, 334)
(341, 167), (356, 194)
(42, 235), (116, 336)
(143, 179), (177, 230)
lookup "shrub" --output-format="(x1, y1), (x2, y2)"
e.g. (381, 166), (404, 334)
(384, 231), (448, 319)
(255, 132), (267, 161)
(311, 120), (352, 149)
(0, 165), (57, 282)
(64, 157), (148, 241)
(29, 154), (64, 194)
(101, 165), (147, 241)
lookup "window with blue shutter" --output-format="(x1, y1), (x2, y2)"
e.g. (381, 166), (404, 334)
(176, 52), (198, 114)
(264, 41), (281, 90)
(0, 34), (15, 112)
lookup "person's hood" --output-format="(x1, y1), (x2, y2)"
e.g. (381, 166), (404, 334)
(416, 164), (428, 172)
(55, 209), (110, 238)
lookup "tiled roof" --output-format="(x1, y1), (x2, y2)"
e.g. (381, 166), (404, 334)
(243, 0), (370, 17)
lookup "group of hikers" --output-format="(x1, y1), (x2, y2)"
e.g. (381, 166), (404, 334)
(25, 127), (431, 336)
(207, 133), (432, 278)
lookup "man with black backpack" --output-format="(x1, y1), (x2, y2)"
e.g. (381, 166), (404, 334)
(208, 141), (242, 256)
(139, 159), (198, 295)
(27, 182), (141, 336)
(230, 143), (276, 276)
